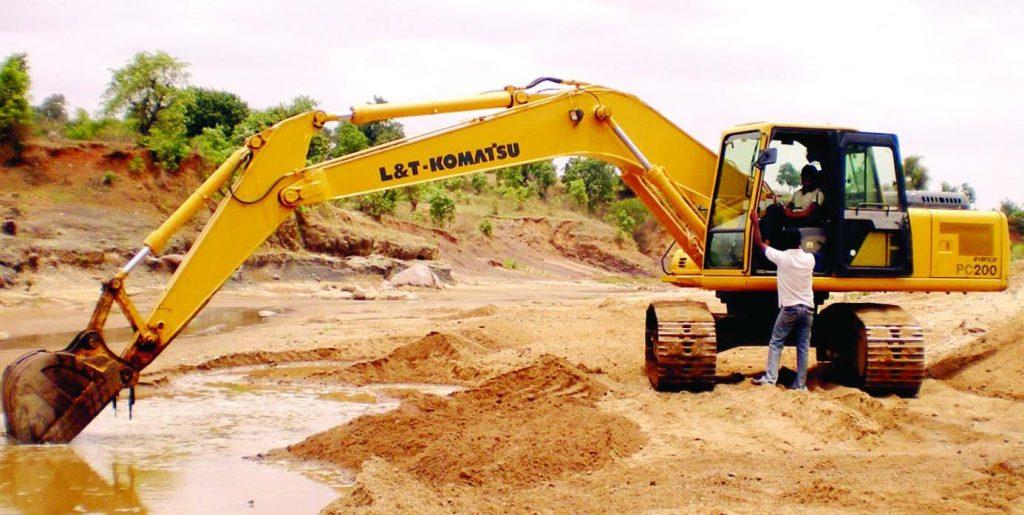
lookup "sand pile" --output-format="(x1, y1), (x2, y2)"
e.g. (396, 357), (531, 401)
(321, 457), (447, 514)
(277, 355), (645, 488)
(931, 310), (1024, 401)
(311, 332), (491, 386)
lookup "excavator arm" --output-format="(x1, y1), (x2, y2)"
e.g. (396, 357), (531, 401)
(2, 79), (718, 443)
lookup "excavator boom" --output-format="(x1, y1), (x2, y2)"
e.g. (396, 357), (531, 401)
(2, 79), (719, 443)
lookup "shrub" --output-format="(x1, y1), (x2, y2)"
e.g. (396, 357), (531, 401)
(567, 178), (589, 208)
(478, 218), (493, 237)
(427, 189), (456, 226)
(401, 184), (424, 211)
(143, 125), (190, 169)
(128, 155), (145, 174)
(193, 126), (234, 164)
(604, 198), (649, 239)
(101, 170), (117, 186)
(497, 184), (531, 210)
(0, 54), (33, 150)
(355, 190), (398, 218)
(471, 173), (488, 193)
(1013, 243), (1024, 261)
(562, 157), (619, 211)
(502, 259), (518, 270)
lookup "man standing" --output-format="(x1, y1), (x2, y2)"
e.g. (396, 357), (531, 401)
(749, 210), (815, 390)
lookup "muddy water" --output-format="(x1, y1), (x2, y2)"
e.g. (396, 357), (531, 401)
(0, 366), (459, 514)
(0, 306), (273, 350)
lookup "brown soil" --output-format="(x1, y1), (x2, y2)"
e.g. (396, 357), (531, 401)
(310, 332), (493, 386)
(274, 355), (645, 491)
(934, 309), (1024, 401)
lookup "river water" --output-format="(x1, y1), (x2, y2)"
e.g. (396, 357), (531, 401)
(0, 366), (458, 514)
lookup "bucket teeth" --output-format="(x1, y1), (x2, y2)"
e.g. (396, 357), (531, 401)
(645, 301), (717, 391)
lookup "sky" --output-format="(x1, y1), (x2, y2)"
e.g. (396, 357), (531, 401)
(2, 0), (1022, 208)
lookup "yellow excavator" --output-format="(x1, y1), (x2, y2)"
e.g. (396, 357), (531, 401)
(2, 78), (1011, 444)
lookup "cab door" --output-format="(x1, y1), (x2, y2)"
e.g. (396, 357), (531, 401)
(836, 132), (912, 277)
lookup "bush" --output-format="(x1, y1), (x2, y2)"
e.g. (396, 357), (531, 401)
(497, 184), (531, 210)
(355, 190), (398, 218)
(567, 178), (589, 208)
(128, 155), (145, 174)
(400, 184), (423, 211)
(143, 125), (190, 169)
(427, 189), (456, 226)
(100, 170), (117, 186)
(64, 109), (135, 142)
(182, 87), (249, 138)
(1013, 243), (1024, 261)
(502, 259), (518, 270)
(604, 198), (649, 239)
(478, 218), (493, 237)
(0, 53), (33, 150)
(470, 173), (488, 193)
(562, 157), (619, 211)
(193, 126), (234, 164)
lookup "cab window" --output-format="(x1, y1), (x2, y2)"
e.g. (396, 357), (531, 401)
(844, 145), (899, 208)
(705, 131), (759, 269)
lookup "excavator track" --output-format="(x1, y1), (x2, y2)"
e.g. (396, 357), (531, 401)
(645, 301), (717, 391)
(815, 303), (925, 395)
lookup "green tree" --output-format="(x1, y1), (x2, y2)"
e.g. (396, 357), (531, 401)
(330, 121), (370, 158)
(567, 178), (589, 208)
(35, 93), (68, 123)
(903, 155), (930, 190)
(193, 126), (234, 164)
(355, 190), (398, 218)
(470, 173), (488, 193)
(0, 53), (32, 150)
(776, 162), (800, 191)
(401, 183), (424, 211)
(960, 182), (977, 205)
(427, 188), (456, 226)
(999, 200), (1024, 236)
(232, 96), (330, 164)
(357, 96), (405, 145)
(562, 157), (619, 211)
(102, 51), (189, 135)
(182, 87), (249, 138)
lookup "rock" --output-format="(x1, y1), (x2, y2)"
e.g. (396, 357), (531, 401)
(315, 290), (355, 300)
(389, 264), (445, 289)
(343, 255), (401, 276)
(377, 290), (419, 301)
(159, 254), (184, 271)
(1, 219), (16, 236)
(257, 310), (279, 318)
(0, 265), (17, 288)
(0, 331), (10, 340)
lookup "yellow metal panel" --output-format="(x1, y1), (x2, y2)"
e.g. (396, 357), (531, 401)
(850, 232), (889, 267)
(929, 209), (1005, 280)
(907, 208), (932, 278)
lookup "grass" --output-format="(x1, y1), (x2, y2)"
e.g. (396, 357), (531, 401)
(100, 170), (117, 186)
(502, 258), (519, 270)
(1013, 243), (1024, 261)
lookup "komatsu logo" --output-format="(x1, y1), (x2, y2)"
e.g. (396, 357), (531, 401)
(378, 142), (521, 182)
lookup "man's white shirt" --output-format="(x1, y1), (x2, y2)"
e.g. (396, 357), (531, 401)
(765, 246), (816, 308)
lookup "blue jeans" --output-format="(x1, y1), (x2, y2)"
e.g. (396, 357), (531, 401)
(764, 305), (814, 389)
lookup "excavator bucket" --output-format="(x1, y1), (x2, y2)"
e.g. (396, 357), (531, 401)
(2, 331), (136, 444)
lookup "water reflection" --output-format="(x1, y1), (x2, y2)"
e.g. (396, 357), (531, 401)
(0, 446), (146, 514)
